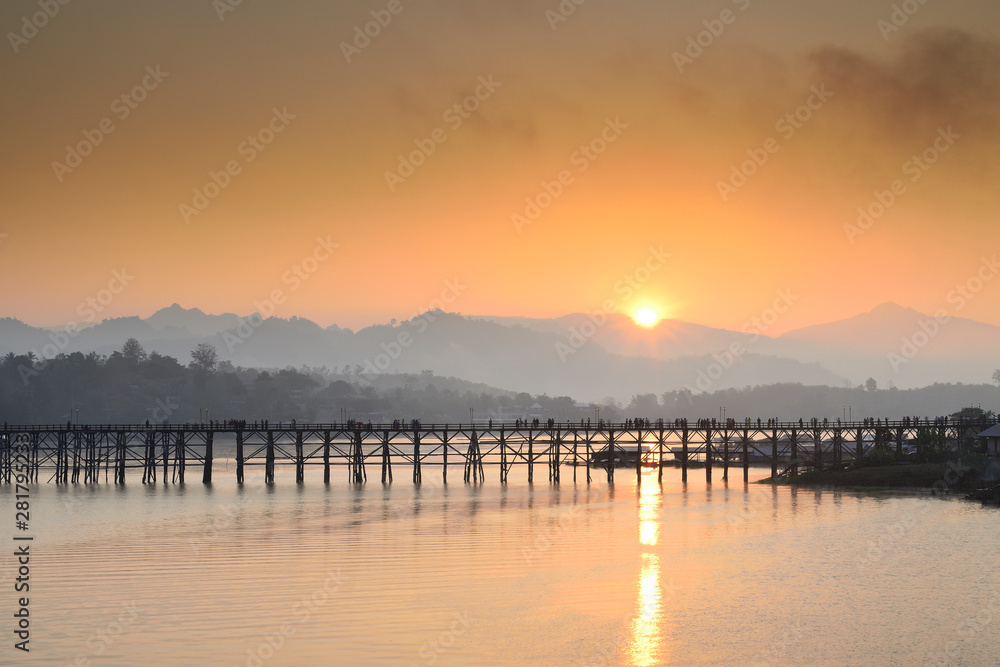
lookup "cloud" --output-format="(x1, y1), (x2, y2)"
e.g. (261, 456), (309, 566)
(809, 29), (1000, 142)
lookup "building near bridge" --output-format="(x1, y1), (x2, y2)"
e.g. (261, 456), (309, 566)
(977, 424), (1000, 456)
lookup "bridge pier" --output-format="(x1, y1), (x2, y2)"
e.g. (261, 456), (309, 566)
(203, 431), (214, 484)
(323, 430), (331, 484)
(743, 425), (750, 484)
(236, 430), (245, 484)
(296, 431), (305, 484)
(681, 424), (688, 483)
(351, 429), (366, 484)
(705, 427), (712, 484)
(442, 429), (448, 484)
(413, 429), (422, 484)
(265, 431), (275, 484)
(499, 427), (508, 484)
(527, 428), (534, 484)
(606, 429), (614, 485)
(381, 430), (392, 484)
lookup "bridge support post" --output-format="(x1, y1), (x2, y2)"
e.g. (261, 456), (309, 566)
(722, 430), (729, 482)
(658, 424), (665, 484)
(265, 430), (275, 484)
(295, 431), (305, 484)
(527, 428), (535, 484)
(382, 430), (392, 484)
(442, 429), (448, 484)
(681, 424), (688, 483)
(116, 431), (126, 485)
(705, 427), (712, 484)
(203, 431), (214, 484)
(413, 428), (422, 484)
(323, 430), (331, 484)
(236, 430), (245, 484)
(635, 426), (642, 487)
(743, 425), (749, 484)
(606, 429), (615, 485)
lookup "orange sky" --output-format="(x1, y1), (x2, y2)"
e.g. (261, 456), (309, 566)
(1, 0), (998, 334)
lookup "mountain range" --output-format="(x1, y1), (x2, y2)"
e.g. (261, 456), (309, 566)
(1, 302), (996, 402)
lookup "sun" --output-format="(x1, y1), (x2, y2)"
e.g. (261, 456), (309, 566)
(634, 308), (659, 328)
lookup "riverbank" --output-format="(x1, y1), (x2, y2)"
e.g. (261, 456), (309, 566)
(757, 462), (981, 491)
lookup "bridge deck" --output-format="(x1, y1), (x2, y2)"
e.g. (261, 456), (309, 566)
(1, 419), (992, 486)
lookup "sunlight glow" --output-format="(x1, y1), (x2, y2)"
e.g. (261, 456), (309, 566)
(634, 308), (659, 327)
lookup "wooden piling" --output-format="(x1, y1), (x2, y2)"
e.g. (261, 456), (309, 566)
(722, 429), (729, 482)
(323, 430), (331, 484)
(606, 429), (615, 484)
(295, 431), (305, 484)
(265, 430), (275, 484)
(527, 428), (534, 484)
(657, 424), (664, 484)
(351, 429), (366, 484)
(635, 426), (642, 487)
(551, 429), (560, 485)
(742, 425), (749, 484)
(413, 428), (422, 484)
(681, 424), (689, 483)
(381, 430), (392, 484)
(161, 431), (169, 483)
(236, 429), (245, 484)
(789, 428), (797, 478)
(116, 432), (126, 485)
(705, 426), (712, 484)
(499, 427), (507, 484)
(814, 426), (822, 470)
(203, 431), (214, 484)
(442, 428), (448, 484)
(573, 430), (579, 483)
(771, 427), (778, 479)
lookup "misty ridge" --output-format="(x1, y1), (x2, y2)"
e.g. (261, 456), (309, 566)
(0, 301), (997, 416)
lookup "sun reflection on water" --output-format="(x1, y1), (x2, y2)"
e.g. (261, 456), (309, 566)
(628, 479), (666, 666)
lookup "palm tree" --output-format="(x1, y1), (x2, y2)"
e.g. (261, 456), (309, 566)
(993, 369), (1000, 388)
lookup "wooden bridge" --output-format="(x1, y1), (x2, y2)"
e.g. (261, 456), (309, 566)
(0, 419), (993, 487)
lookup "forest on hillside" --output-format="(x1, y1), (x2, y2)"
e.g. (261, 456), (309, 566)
(1, 339), (997, 425)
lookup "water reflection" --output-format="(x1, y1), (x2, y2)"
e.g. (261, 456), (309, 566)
(629, 478), (665, 666)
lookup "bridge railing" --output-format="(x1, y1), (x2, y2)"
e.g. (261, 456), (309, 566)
(0, 417), (995, 433)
